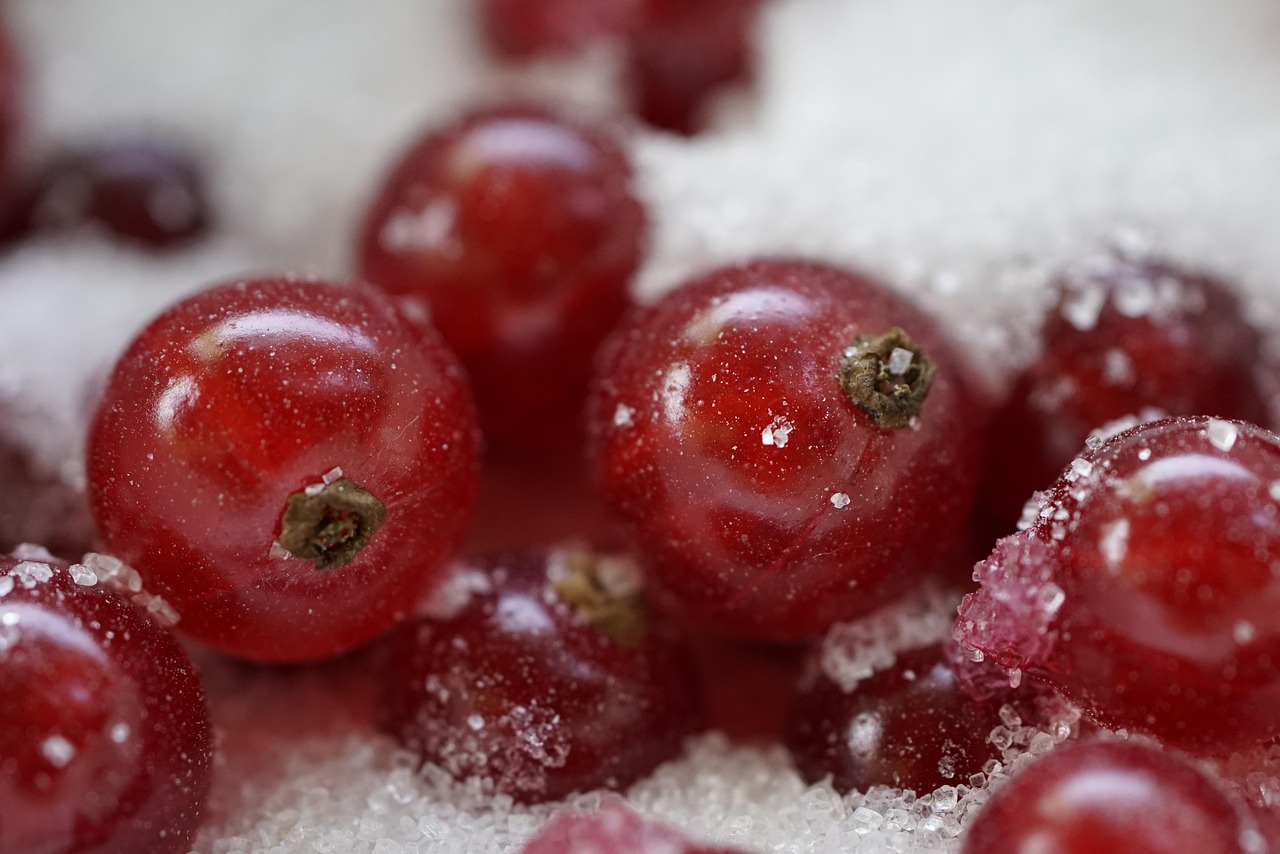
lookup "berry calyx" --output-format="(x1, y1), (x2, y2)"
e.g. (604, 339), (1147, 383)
(839, 327), (936, 430)
(277, 477), (387, 571)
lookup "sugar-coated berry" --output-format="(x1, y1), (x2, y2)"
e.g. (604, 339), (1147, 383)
(376, 547), (702, 803)
(481, 0), (639, 58)
(958, 416), (1280, 753)
(87, 277), (479, 662)
(521, 800), (751, 853)
(357, 104), (645, 453)
(981, 254), (1270, 529)
(589, 258), (986, 640)
(0, 554), (212, 854)
(961, 740), (1261, 854)
(787, 642), (1019, 795)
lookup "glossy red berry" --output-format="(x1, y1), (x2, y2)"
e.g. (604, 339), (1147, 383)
(521, 800), (750, 854)
(0, 553), (212, 854)
(961, 740), (1261, 854)
(376, 546), (702, 802)
(589, 258), (986, 641)
(87, 277), (479, 662)
(981, 255), (1270, 529)
(958, 416), (1280, 753)
(481, 0), (640, 59)
(23, 137), (210, 249)
(357, 104), (645, 453)
(787, 642), (1020, 795)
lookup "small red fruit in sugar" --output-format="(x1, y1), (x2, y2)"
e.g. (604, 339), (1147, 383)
(958, 416), (1280, 753)
(787, 642), (1022, 795)
(981, 254), (1270, 529)
(588, 258), (986, 641)
(481, 0), (640, 59)
(376, 547), (702, 802)
(357, 104), (645, 453)
(0, 553), (212, 854)
(521, 800), (751, 854)
(961, 740), (1261, 854)
(87, 277), (479, 662)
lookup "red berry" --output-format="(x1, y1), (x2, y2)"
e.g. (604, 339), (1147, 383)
(376, 546), (702, 802)
(23, 137), (210, 249)
(481, 0), (640, 59)
(357, 104), (645, 453)
(87, 277), (479, 662)
(588, 258), (986, 640)
(0, 553), (212, 854)
(629, 0), (763, 135)
(961, 740), (1260, 854)
(521, 800), (750, 854)
(958, 416), (1280, 753)
(981, 255), (1270, 529)
(787, 642), (1021, 795)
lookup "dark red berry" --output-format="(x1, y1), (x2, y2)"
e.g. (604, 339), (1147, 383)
(787, 642), (1021, 795)
(981, 255), (1270, 529)
(958, 416), (1280, 753)
(357, 104), (645, 453)
(87, 277), (479, 662)
(588, 258), (986, 641)
(0, 553), (212, 854)
(481, 0), (640, 59)
(961, 740), (1261, 854)
(521, 800), (751, 854)
(376, 546), (702, 803)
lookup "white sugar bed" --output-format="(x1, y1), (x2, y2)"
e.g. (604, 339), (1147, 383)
(3, 1), (1280, 852)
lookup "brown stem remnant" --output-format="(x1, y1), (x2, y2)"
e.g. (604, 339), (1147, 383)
(839, 327), (936, 430)
(551, 549), (649, 647)
(277, 477), (387, 571)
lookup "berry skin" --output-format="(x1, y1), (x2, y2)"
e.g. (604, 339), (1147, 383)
(786, 642), (1018, 795)
(357, 104), (645, 453)
(521, 800), (750, 854)
(87, 277), (479, 662)
(958, 416), (1280, 753)
(481, 0), (640, 59)
(0, 554), (212, 854)
(961, 740), (1261, 854)
(981, 255), (1270, 529)
(376, 547), (702, 803)
(588, 258), (986, 641)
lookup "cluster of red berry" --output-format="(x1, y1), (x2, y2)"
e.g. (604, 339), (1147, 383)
(3, 3), (1280, 853)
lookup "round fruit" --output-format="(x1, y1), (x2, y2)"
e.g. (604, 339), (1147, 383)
(88, 277), (479, 662)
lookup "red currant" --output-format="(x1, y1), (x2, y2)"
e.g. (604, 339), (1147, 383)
(87, 277), (479, 662)
(787, 642), (1021, 795)
(0, 553), (212, 853)
(357, 104), (645, 453)
(376, 546), (702, 803)
(481, 0), (640, 59)
(521, 800), (750, 853)
(961, 740), (1260, 854)
(958, 416), (1280, 753)
(981, 255), (1270, 529)
(588, 258), (986, 640)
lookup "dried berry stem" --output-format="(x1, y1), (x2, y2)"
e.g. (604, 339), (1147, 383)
(552, 551), (648, 646)
(839, 327), (936, 430)
(277, 477), (386, 571)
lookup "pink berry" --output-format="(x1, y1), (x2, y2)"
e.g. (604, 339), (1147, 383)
(0, 554), (212, 853)
(521, 800), (751, 854)
(588, 258), (986, 640)
(958, 416), (1280, 753)
(376, 546), (702, 802)
(981, 255), (1270, 529)
(961, 740), (1260, 854)
(87, 277), (479, 662)
(357, 104), (646, 453)
(481, 0), (640, 58)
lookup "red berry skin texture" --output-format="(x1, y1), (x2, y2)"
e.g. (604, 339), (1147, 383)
(87, 277), (479, 663)
(981, 256), (1270, 529)
(357, 104), (645, 453)
(961, 740), (1260, 854)
(521, 800), (749, 854)
(958, 416), (1280, 754)
(481, 0), (640, 59)
(0, 556), (212, 854)
(588, 258), (986, 641)
(376, 548), (702, 803)
(787, 642), (1014, 795)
